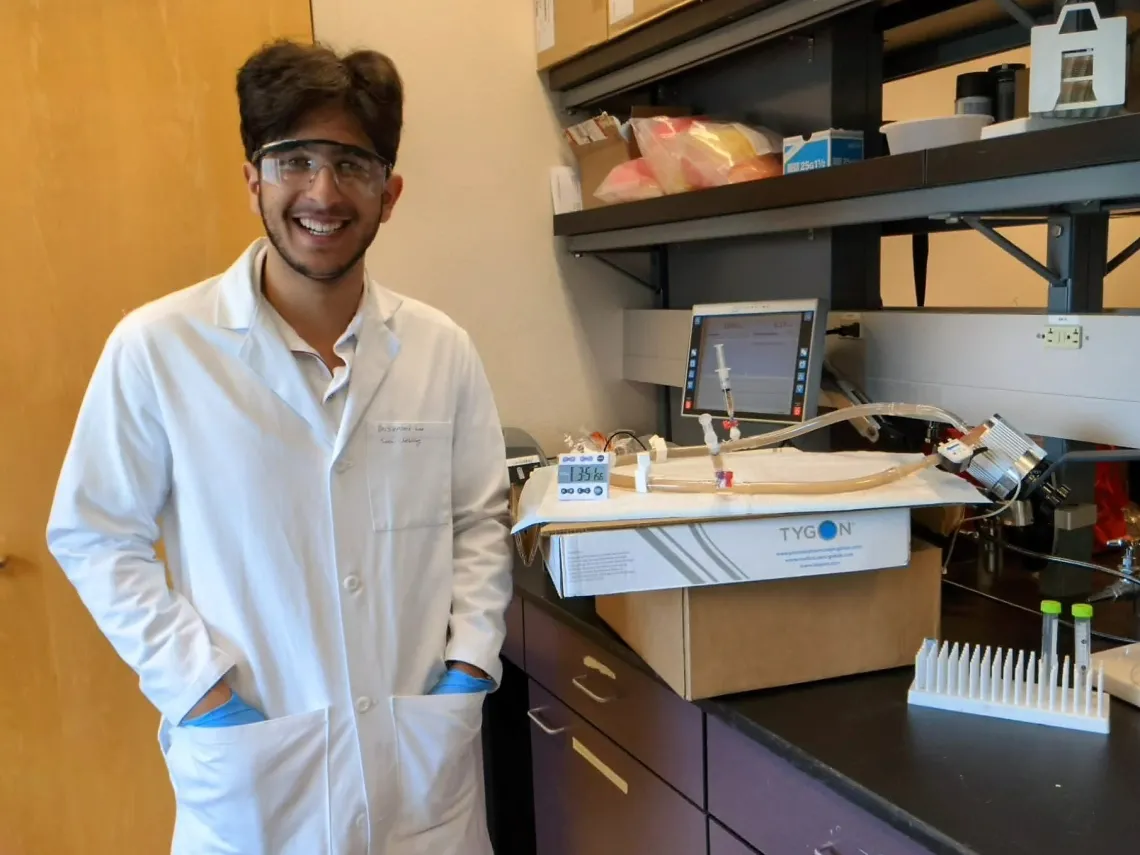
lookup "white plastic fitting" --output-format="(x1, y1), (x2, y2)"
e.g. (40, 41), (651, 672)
(649, 435), (669, 462)
(698, 412), (720, 454)
(635, 452), (651, 493)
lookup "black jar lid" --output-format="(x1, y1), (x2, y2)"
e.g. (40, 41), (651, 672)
(956, 71), (994, 99)
(989, 62), (1028, 79)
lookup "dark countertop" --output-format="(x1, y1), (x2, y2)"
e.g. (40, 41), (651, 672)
(512, 555), (1140, 855)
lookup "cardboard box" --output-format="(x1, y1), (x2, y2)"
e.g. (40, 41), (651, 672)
(565, 114), (637, 211)
(595, 539), (942, 700)
(543, 506), (911, 598)
(782, 129), (864, 175)
(566, 107), (689, 209)
(536, 0), (609, 71)
(608, 0), (698, 39)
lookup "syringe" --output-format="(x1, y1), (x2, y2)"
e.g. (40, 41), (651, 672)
(713, 343), (741, 441)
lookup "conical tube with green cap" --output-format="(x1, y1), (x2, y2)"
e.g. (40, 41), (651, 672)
(1041, 600), (1062, 675)
(1073, 603), (1093, 685)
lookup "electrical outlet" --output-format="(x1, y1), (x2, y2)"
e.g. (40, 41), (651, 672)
(1044, 324), (1083, 349)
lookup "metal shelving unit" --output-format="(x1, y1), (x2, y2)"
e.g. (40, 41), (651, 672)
(554, 114), (1140, 252)
(546, 0), (1061, 108)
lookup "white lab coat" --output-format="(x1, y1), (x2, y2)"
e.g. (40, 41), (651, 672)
(47, 239), (513, 855)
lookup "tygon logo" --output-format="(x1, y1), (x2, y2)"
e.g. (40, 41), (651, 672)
(779, 520), (853, 542)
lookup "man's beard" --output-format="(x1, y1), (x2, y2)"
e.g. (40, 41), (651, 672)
(259, 198), (381, 283)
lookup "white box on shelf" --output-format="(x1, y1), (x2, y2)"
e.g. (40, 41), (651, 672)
(1029, 2), (1128, 118)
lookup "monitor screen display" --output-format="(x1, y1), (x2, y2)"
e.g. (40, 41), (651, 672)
(681, 303), (820, 423)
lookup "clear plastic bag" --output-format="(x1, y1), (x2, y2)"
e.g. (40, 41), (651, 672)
(630, 116), (783, 194)
(594, 157), (664, 205)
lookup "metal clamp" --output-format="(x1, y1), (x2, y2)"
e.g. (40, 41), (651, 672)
(1107, 538), (1137, 575)
(572, 675), (616, 704)
(526, 707), (567, 736)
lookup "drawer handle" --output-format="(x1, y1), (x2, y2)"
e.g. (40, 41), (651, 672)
(572, 674), (616, 704)
(527, 707), (566, 736)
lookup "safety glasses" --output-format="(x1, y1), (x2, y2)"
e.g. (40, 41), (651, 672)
(253, 138), (392, 198)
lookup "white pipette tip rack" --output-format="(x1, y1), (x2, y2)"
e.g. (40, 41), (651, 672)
(907, 639), (1110, 734)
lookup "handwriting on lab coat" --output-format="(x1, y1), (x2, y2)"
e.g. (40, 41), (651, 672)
(376, 424), (430, 447)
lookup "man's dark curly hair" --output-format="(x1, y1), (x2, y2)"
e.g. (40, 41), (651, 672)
(236, 40), (404, 166)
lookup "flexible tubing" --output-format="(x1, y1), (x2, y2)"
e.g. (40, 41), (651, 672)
(612, 402), (968, 468)
(964, 530), (1139, 584)
(609, 454), (939, 495)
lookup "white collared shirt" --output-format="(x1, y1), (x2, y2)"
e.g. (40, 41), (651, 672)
(255, 248), (364, 435)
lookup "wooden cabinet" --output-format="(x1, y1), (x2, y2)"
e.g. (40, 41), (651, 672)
(528, 679), (708, 855)
(524, 603), (706, 806)
(710, 820), (762, 855)
(707, 716), (935, 855)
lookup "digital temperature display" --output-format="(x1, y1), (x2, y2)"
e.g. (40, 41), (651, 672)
(557, 453), (613, 501)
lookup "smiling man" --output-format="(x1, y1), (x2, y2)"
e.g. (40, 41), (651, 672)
(47, 40), (511, 855)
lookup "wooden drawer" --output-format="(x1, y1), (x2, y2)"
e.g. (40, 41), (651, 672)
(710, 820), (761, 855)
(527, 679), (707, 855)
(523, 604), (705, 806)
(502, 595), (525, 669)
(708, 715), (935, 855)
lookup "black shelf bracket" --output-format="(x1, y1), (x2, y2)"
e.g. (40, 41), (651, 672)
(1107, 235), (1140, 275)
(575, 249), (664, 291)
(960, 216), (1067, 287)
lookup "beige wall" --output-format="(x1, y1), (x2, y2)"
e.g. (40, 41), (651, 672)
(882, 48), (1140, 309)
(310, 0), (657, 452)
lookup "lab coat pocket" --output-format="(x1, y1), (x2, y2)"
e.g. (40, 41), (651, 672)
(166, 708), (331, 855)
(368, 421), (453, 531)
(391, 691), (485, 835)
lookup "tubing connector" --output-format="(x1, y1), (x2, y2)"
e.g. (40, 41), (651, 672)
(699, 412), (721, 455)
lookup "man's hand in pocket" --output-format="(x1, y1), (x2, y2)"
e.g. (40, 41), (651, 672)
(181, 682), (266, 727)
(430, 662), (495, 695)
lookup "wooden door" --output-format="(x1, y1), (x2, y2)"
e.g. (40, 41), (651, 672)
(0, 3), (312, 853)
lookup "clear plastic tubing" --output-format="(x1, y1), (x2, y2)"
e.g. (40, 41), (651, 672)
(612, 402), (970, 469)
(1072, 603), (1093, 684)
(609, 454), (939, 495)
(1041, 600), (1062, 675)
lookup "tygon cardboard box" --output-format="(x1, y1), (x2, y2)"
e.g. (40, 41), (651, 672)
(595, 538), (943, 700)
(515, 450), (980, 599)
(536, 0), (609, 71)
(608, 0), (700, 39)
(511, 451), (980, 700)
(542, 507), (911, 597)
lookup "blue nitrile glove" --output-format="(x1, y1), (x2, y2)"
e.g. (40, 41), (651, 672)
(430, 668), (496, 695)
(182, 692), (267, 727)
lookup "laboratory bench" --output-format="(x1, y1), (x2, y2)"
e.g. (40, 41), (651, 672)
(483, 552), (1140, 855)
